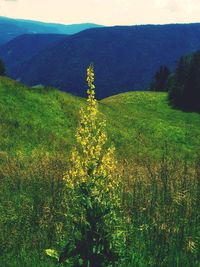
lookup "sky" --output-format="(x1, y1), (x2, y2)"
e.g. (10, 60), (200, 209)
(0, 0), (199, 26)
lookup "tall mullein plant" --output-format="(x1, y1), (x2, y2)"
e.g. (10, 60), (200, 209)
(61, 65), (123, 266)
(64, 65), (120, 201)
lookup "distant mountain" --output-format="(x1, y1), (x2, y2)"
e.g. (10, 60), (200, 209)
(0, 16), (101, 45)
(8, 23), (200, 98)
(0, 34), (68, 69)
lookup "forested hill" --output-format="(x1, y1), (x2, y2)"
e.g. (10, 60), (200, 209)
(0, 34), (68, 69)
(0, 16), (101, 45)
(7, 23), (200, 98)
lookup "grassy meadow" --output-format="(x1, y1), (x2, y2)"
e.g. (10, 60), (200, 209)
(0, 77), (200, 266)
(0, 77), (200, 159)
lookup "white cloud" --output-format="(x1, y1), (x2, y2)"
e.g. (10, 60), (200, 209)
(154, 0), (195, 13)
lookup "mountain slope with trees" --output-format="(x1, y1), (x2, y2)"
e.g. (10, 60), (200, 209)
(0, 34), (68, 70)
(0, 16), (101, 45)
(7, 23), (200, 98)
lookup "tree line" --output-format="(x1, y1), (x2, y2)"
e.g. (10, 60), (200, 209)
(150, 50), (200, 112)
(1, 49), (199, 112)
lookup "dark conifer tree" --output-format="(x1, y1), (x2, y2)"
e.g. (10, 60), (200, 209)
(168, 56), (190, 107)
(184, 51), (200, 111)
(0, 59), (6, 76)
(150, 65), (170, 92)
(168, 51), (200, 112)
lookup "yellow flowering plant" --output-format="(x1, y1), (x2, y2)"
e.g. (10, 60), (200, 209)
(46, 65), (124, 266)
(64, 65), (120, 205)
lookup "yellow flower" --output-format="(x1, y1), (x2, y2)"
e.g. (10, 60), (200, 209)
(64, 64), (121, 206)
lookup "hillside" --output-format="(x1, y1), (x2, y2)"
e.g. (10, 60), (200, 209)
(0, 34), (68, 70)
(0, 76), (199, 160)
(0, 16), (101, 45)
(8, 23), (200, 98)
(0, 77), (200, 267)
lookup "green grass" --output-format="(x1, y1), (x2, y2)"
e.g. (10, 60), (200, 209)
(0, 77), (200, 266)
(101, 91), (200, 159)
(0, 77), (85, 155)
(0, 77), (200, 159)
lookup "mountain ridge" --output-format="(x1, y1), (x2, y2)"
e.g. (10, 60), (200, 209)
(7, 23), (200, 98)
(0, 16), (102, 45)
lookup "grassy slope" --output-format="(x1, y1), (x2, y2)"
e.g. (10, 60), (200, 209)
(1, 77), (200, 267)
(0, 77), (82, 155)
(0, 77), (200, 160)
(101, 92), (200, 160)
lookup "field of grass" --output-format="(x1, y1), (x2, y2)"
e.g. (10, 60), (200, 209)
(0, 77), (200, 266)
(101, 91), (200, 160)
(0, 77), (200, 159)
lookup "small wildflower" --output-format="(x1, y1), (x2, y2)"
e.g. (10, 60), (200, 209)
(187, 238), (196, 252)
